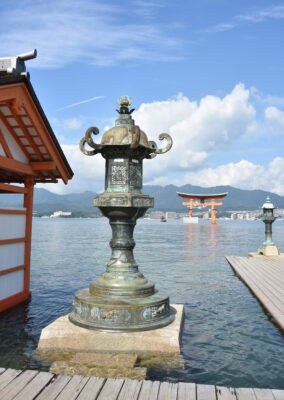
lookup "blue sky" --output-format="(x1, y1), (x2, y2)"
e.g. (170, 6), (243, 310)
(1, 0), (284, 194)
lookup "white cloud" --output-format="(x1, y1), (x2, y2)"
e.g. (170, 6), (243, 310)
(205, 5), (284, 34)
(0, 0), (183, 69)
(41, 84), (284, 196)
(134, 83), (256, 180)
(265, 106), (284, 135)
(184, 158), (284, 196)
(62, 118), (84, 130)
(237, 6), (284, 23)
(38, 144), (105, 194)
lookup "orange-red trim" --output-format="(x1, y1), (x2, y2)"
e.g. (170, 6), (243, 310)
(30, 161), (56, 171)
(0, 265), (25, 276)
(0, 209), (26, 215)
(23, 176), (34, 292)
(0, 290), (31, 313)
(0, 84), (71, 183)
(0, 237), (25, 245)
(0, 182), (28, 194)
(0, 155), (34, 175)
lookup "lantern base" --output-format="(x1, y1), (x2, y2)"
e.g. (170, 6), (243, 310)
(69, 288), (175, 332)
(256, 244), (280, 257)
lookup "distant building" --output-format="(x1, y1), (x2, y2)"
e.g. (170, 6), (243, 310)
(50, 211), (72, 218)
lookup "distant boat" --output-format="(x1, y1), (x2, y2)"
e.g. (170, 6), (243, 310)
(160, 215), (167, 222)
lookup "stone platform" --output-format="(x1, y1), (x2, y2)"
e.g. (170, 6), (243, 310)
(38, 304), (184, 354)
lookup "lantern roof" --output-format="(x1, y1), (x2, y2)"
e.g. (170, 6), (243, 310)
(80, 96), (173, 159)
(262, 196), (274, 209)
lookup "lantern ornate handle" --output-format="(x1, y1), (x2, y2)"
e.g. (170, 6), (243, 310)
(79, 126), (102, 156)
(155, 133), (173, 154)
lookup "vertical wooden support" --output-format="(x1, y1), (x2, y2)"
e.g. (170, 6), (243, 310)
(23, 176), (34, 296)
(189, 200), (193, 217)
(211, 202), (216, 225)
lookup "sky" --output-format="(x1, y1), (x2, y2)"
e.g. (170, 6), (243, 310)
(1, 0), (284, 195)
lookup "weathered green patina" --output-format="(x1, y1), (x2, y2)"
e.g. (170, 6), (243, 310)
(259, 197), (276, 248)
(69, 96), (174, 331)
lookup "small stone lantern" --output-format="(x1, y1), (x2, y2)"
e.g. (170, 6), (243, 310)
(258, 197), (280, 256)
(69, 96), (175, 331)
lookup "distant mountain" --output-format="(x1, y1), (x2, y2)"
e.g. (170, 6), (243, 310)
(0, 185), (283, 214)
(144, 184), (284, 211)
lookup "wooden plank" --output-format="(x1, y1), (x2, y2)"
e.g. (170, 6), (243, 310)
(235, 388), (256, 400)
(0, 238), (25, 245)
(36, 374), (72, 400)
(0, 155), (34, 175)
(272, 390), (284, 400)
(216, 386), (236, 399)
(76, 377), (106, 400)
(236, 260), (284, 311)
(236, 262), (284, 310)
(178, 382), (196, 400)
(56, 375), (89, 400)
(0, 265), (25, 277)
(97, 379), (125, 400)
(12, 371), (53, 400)
(0, 209), (26, 214)
(196, 384), (216, 400)
(240, 258), (284, 299)
(227, 256), (284, 324)
(30, 161), (56, 171)
(0, 369), (22, 391)
(138, 380), (160, 400)
(0, 183), (28, 194)
(0, 370), (38, 400)
(253, 388), (275, 400)
(118, 379), (143, 400)
(157, 381), (178, 400)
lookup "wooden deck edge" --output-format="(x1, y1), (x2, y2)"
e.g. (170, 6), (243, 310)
(226, 255), (284, 331)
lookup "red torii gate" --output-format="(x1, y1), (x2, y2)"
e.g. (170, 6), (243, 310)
(177, 192), (228, 224)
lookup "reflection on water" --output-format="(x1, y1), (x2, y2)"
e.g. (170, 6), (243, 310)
(0, 218), (284, 388)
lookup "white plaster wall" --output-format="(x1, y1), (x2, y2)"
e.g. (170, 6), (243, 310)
(0, 243), (25, 271)
(0, 270), (24, 300)
(0, 213), (26, 240)
(0, 143), (5, 156)
(0, 120), (28, 163)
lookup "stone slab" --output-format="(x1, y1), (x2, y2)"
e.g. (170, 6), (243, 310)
(37, 304), (184, 354)
(249, 250), (284, 258)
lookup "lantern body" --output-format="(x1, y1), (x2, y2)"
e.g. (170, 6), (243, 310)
(69, 97), (174, 331)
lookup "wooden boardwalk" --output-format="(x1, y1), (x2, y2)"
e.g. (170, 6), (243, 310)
(0, 368), (284, 400)
(226, 256), (284, 330)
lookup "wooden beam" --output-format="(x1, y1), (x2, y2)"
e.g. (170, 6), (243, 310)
(0, 155), (34, 175)
(0, 238), (25, 245)
(23, 176), (34, 292)
(0, 290), (31, 312)
(30, 161), (56, 171)
(0, 209), (26, 215)
(0, 265), (25, 276)
(0, 182), (28, 194)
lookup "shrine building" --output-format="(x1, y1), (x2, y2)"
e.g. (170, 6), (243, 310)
(0, 51), (73, 312)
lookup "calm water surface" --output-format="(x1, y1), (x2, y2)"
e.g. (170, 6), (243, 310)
(0, 218), (284, 388)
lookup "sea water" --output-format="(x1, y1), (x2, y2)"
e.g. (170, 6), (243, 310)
(0, 218), (284, 388)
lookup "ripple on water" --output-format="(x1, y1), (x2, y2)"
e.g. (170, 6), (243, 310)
(0, 218), (284, 388)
